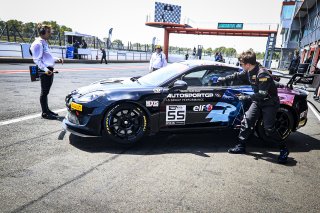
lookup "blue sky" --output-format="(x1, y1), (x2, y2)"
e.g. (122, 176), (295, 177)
(1, 0), (283, 52)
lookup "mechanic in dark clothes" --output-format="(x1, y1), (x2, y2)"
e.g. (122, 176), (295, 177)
(216, 50), (289, 163)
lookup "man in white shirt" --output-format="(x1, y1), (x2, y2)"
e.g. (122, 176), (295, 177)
(149, 45), (167, 72)
(30, 24), (63, 119)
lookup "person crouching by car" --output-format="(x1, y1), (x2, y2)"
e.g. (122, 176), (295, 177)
(216, 50), (289, 164)
(149, 45), (167, 72)
(30, 24), (63, 120)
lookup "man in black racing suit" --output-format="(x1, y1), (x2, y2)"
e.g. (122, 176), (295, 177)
(217, 50), (289, 164)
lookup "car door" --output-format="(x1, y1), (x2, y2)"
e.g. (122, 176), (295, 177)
(159, 65), (250, 130)
(160, 66), (228, 128)
(204, 66), (247, 126)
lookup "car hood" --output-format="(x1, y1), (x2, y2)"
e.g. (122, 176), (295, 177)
(74, 77), (145, 95)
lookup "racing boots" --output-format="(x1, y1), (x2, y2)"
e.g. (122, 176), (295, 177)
(278, 148), (289, 164)
(41, 112), (57, 120)
(228, 143), (246, 154)
(48, 109), (59, 117)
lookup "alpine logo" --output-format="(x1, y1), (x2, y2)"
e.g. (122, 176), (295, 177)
(193, 104), (213, 112)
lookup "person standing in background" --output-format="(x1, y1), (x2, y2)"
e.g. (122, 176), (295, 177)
(149, 45), (167, 72)
(288, 51), (300, 75)
(81, 39), (87, 49)
(100, 48), (108, 64)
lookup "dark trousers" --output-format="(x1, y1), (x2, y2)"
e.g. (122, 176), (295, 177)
(238, 101), (282, 145)
(101, 56), (108, 64)
(40, 73), (54, 113)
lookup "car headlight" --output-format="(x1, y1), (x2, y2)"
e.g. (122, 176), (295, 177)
(78, 91), (105, 103)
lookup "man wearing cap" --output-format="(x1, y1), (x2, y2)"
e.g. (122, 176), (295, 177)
(149, 45), (167, 72)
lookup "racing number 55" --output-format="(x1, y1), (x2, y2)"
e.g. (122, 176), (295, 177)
(166, 105), (186, 125)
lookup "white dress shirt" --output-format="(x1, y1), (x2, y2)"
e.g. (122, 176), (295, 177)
(149, 52), (167, 71)
(30, 37), (59, 72)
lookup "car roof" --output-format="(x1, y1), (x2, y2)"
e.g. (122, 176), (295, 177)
(178, 60), (239, 69)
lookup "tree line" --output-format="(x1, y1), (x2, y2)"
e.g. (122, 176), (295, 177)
(0, 19), (72, 41)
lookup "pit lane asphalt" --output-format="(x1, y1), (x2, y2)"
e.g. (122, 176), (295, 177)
(0, 63), (320, 212)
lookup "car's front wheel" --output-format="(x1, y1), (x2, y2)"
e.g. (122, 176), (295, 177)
(104, 103), (148, 144)
(256, 107), (294, 143)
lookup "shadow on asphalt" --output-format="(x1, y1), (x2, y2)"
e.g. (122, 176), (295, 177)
(68, 130), (320, 166)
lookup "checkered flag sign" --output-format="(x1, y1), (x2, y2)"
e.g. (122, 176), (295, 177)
(154, 2), (181, 24)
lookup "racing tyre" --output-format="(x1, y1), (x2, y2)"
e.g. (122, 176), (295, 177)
(256, 107), (294, 143)
(104, 103), (148, 145)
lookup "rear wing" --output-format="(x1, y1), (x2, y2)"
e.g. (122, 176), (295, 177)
(268, 69), (319, 91)
(286, 73), (320, 91)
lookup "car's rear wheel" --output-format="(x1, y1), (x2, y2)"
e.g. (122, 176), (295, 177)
(104, 103), (148, 144)
(256, 107), (294, 143)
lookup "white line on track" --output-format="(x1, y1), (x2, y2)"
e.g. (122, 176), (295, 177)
(0, 109), (67, 126)
(307, 102), (320, 122)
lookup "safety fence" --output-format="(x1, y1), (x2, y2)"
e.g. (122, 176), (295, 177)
(0, 42), (152, 61)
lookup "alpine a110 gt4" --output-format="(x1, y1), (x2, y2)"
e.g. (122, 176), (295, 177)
(63, 60), (308, 145)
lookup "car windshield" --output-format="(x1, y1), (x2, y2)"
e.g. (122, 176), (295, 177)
(138, 63), (189, 86)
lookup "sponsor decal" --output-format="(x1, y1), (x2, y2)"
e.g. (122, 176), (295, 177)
(166, 93), (215, 102)
(193, 104), (213, 112)
(180, 89), (201, 93)
(206, 102), (237, 122)
(153, 88), (162, 93)
(146, 100), (159, 107)
(143, 115), (147, 131)
(214, 93), (222, 98)
(71, 102), (82, 111)
(166, 105), (186, 125)
(167, 93), (214, 98)
(222, 95), (235, 100)
(259, 77), (268, 82)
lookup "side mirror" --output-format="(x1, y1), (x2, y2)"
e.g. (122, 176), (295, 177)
(169, 80), (188, 92)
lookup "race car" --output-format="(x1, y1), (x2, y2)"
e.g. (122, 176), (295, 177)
(63, 60), (308, 145)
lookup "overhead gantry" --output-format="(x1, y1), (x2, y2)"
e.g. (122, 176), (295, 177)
(145, 22), (278, 68)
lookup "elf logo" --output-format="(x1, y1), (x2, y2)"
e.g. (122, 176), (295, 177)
(193, 104), (213, 112)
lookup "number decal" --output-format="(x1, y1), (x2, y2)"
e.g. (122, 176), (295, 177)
(166, 105), (186, 125)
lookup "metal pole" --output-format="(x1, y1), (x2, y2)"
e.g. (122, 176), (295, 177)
(20, 44), (24, 58)
(164, 28), (169, 60)
(58, 31), (61, 46)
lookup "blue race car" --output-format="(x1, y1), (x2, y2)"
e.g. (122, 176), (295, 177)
(63, 60), (308, 145)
